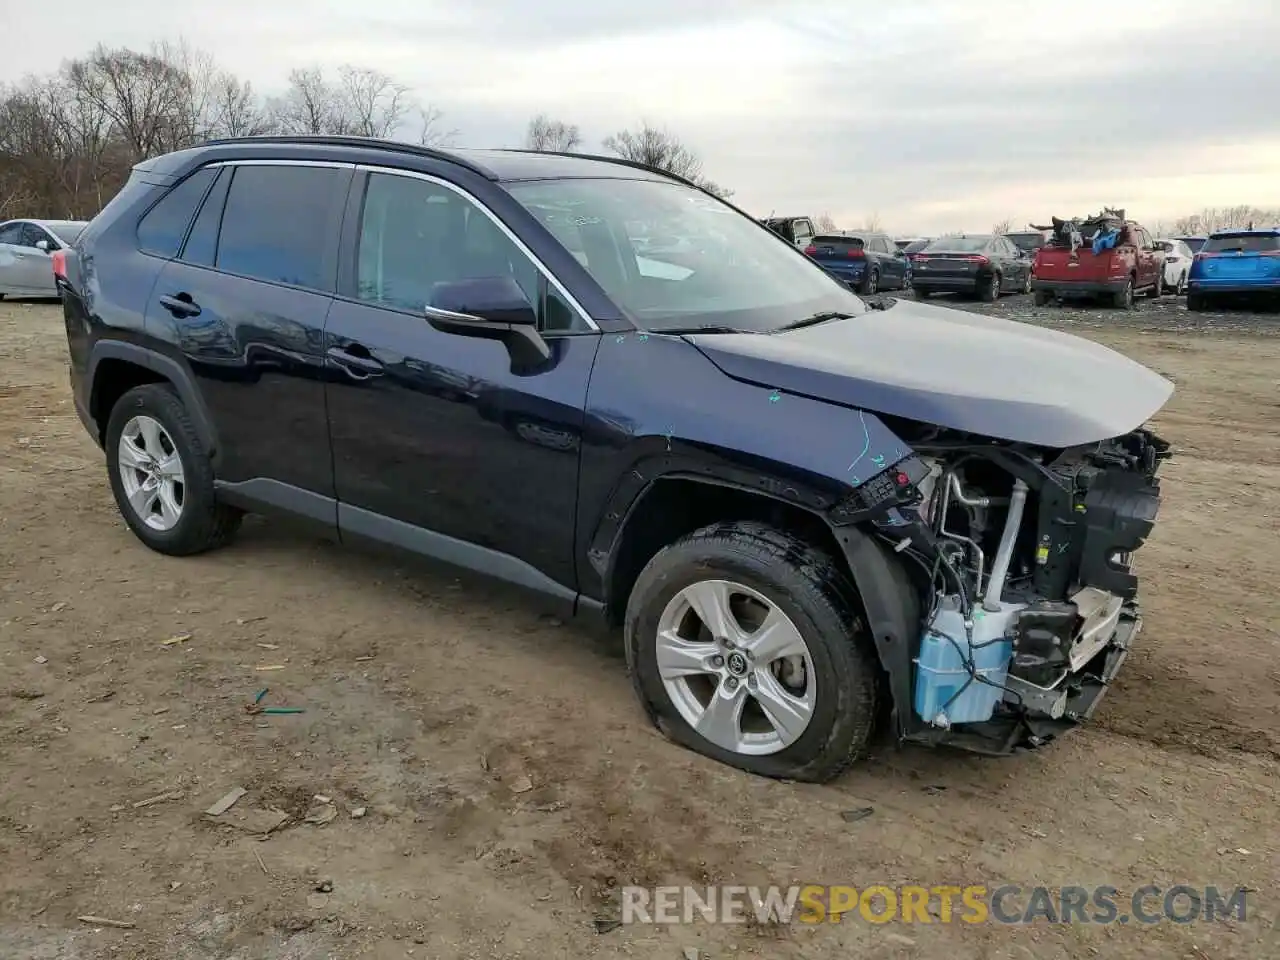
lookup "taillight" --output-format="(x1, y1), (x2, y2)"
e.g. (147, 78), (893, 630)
(803, 245), (817, 256)
(846, 248), (865, 259)
(957, 255), (989, 265)
(51, 250), (67, 282)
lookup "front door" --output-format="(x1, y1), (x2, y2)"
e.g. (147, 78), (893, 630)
(323, 169), (599, 595)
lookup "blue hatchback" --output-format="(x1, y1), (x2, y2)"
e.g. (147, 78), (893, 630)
(1187, 228), (1280, 310)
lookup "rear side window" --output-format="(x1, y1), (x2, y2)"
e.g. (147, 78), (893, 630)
(137, 167), (218, 257)
(1203, 233), (1280, 253)
(0, 222), (25, 244)
(180, 168), (230, 267)
(215, 164), (342, 289)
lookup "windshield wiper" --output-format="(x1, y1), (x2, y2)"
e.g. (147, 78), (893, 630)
(661, 324), (757, 335)
(776, 311), (856, 332)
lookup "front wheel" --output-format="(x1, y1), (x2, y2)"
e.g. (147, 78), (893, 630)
(625, 522), (879, 783)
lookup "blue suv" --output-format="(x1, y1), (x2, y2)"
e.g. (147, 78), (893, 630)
(59, 136), (1173, 782)
(1187, 227), (1280, 310)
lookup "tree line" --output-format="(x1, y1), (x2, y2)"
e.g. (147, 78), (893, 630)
(0, 41), (733, 221)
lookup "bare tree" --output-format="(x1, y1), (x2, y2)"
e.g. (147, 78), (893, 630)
(1173, 206), (1280, 235)
(337, 66), (411, 138)
(415, 106), (459, 147)
(0, 40), (454, 220)
(207, 74), (275, 138)
(814, 212), (838, 233)
(860, 213), (884, 233)
(602, 122), (732, 198)
(525, 114), (582, 152)
(991, 218), (1012, 235)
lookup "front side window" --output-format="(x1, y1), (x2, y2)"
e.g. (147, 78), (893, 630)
(22, 224), (53, 249)
(355, 172), (550, 323)
(216, 164), (341, 290)
(137, 166), (217, 258)
(505, 178), (866, 333)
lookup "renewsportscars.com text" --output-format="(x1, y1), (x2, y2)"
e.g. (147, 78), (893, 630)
(620, 884), (1250, 926)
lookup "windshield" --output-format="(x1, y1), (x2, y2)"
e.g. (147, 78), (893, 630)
(505, 178), (866, 332)
(1202, 233), (1280, 253)
(924, 236), (990, 253)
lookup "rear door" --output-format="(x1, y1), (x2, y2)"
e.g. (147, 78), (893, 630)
(142, 160), (349, 509)
(791, 219), (815, 248)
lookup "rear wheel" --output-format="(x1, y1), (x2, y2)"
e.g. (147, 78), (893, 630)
(914, 287), (932, 299)
(1176, 272), (1188, 295)
(1022, 271), (1033, 294)
(105, 384), (243, 556)
(1147, 272), (1164, 298)
(979, 272), (1001, 302)
(859, 269), (879, 296)
(1187, 293), (1208, 311)
(1112, 277), (1135, 309)
(625, 521), (879, 783)
(1034, 290), (1053, 307)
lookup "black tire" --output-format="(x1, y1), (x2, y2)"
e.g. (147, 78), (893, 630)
(1112, 277), (1135, 309)
(624, 521), (879, 783)
(1176, 272), (1188, 296)
(105, 383), (242, 556)
(1022, 271), (1033, 295)
(914, 287), (932, 299)
(1187, 293), (1207, 311)
(859, 269), (879, 296)
(1147, 271), (1164, 299)
(1033, 290), (1052, 307)
(979, 272), (1000, 302)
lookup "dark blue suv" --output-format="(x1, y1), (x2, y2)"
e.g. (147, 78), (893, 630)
(60, 136), (1174, 782)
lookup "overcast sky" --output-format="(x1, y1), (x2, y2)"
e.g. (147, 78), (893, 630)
(7, 0), (1279, 234)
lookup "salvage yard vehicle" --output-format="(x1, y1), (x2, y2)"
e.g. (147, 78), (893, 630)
(1004, 229), (1051, 258)
(1031, 210), (1164, 308)
(1187, 227), (1280, 311)
(0, 218), (90, 299)
(59, 136), (1173, 782)
(1156, 238), (1196, 295)
(760, 215), (815, 248)
(909, 234), (1032, 301)
(803, 232), (910, 294)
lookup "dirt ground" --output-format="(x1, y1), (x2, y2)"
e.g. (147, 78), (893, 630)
(1, 295), (1277, 959)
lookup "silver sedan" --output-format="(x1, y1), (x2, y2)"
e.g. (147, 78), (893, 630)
(0, 219), (90, 299)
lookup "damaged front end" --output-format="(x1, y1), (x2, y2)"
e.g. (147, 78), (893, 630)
(831, 427), (1170, 755)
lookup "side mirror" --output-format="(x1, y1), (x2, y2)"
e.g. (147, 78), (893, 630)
(426, 276), (551, 368)
(35, 239), (50, 252)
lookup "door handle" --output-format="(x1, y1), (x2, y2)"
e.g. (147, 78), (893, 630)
(326, 344), (385, 374)
(158, 294), (201, 318)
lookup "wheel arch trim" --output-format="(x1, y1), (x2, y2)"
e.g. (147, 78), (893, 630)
(89, 341), (219, 458)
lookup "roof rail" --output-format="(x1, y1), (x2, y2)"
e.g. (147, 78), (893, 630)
(484, 148), (706, 191)
(195, 135), (494, 178)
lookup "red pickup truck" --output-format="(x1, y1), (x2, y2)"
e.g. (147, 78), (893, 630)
(1031, 211), (1165, 308)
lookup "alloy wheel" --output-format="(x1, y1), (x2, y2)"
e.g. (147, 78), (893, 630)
(117, 415), (186, 531)
(655, 579), (816, 756)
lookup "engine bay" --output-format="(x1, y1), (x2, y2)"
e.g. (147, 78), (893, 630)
(836, 426), (1171, 752)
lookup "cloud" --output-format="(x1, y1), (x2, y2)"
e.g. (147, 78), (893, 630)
(4, 0), (1278, 232)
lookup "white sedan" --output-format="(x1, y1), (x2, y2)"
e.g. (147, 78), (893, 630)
(1155, 238), (1195, 295)
(0, 219), (89, 299)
